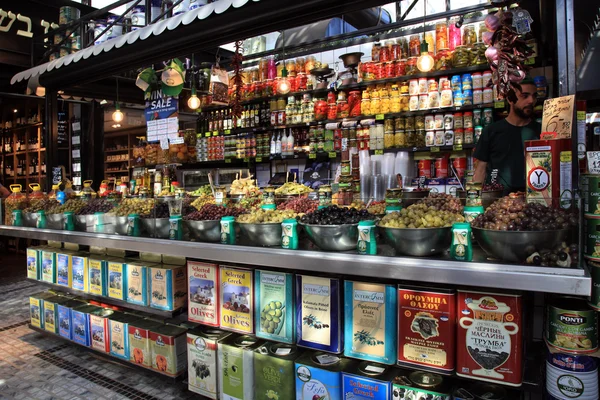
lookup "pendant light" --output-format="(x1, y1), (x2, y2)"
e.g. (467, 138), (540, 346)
(187, 54), (201, 110)
(276, 30), (291, 95)
(112, 78), (124, 123)
(417, 0), (435, 73)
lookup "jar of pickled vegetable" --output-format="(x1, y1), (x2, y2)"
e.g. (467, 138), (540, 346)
(314, 99), (327, 121)
(361, 97), (371, 116)
(415, 129), (427, 147)
(405, 116), (415, 130)
(415, 115), (425, 130)
(400, 82), (409, 95)
(478, 22), (488, 42)
(406, 57), (418, 75)
(400, 95), (410, 111)
(391, 95), (401, 113)
(394, 130), (406, 147)
(372, 42), (381, 62)
(384, 131), (395, 149)
(328, 103), (338, 120)
(380, 95), (390, 114)
(370, 96), (381, 115)
(463, 25), (477, 46)
(405, 130), (416, 147)
(435, 22), (448, 51)
(348, 91), (362, 117)
(380, 42), (391, 62)
(449, 17), (462, 50)
(452, 45), (471, 68)
(409, 34), (421, 57)
(397, 37), (409, 59)
(286, 60), (297, 76)
(470, 42), (487, 66)
(337, 99), (349, 119)
(384, 118), (394, 131)
(435, 48), (453, 71)
(305, 56), (316, 74)
(425, 32), (436, 55)
(395, 116), (405, 130)
(385, 61), (396, 78)
(297, 73), (308, 91)
(395, 59), (407, 76)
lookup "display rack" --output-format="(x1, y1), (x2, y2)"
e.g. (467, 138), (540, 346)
(28, 325), (186, 382)
(103, 128), (145, 183)
(3, 226), (590, 296)
(27, 278), (184, 318)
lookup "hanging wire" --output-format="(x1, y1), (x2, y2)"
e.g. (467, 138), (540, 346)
(115, 77), (119, 106)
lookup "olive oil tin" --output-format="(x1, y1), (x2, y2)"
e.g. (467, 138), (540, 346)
(341, 361), (397, 400)
(188, 261), (219, 326)
(27, 247), (42, 280)
(581, 173), (600, 215)
(584, 214), (600, 261)
(187, 327), (232, 399)
(254, 342), (303, 400)
(452, 382), (507, 400)
(109, 313), (141, 360)
(42, 296), (68, 334)
(126, 261), (151, 306)
(392, 370), (451, 399)
(295, 351), (354, 400)
(89, 257), (108, 296)
(129, 319), (163, 367)
(107, 258), (128, 300)
(56, 250), (73, 288)
(255, 270), (294, 344)
(150, 264), (187, 311)
(90, 308), (115, 352)
(29, 292), (56, 329)
(546, 296), (598, 354)
(220, 266), (254, 334)
(57, 299), (87, 340)
(218, 334), (263, 400)
(71, 253), (89, 292)
(72, 305), (100, 346)
(589, 261), (600, 311)
(296, 275), (343, 353)
(41, 249), (57, 284)
(344, 281), (397, 364)
(150, 324), (188, 376)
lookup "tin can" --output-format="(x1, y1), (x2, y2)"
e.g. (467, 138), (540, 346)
(59, 6), (80, 25)
(36, 210), (47, 229)
(473, 109), (482, 126)
(295, 351), (353, 400)
(42, 296), (67, 334)
(450, 75), (462, 91)
(150, 325), (187, 376)
(398, 285), (456, 373)
(89, 257), (108, 296)
(129, 319), (162, 367)
(464, 127), (474, 144)
(169, 216), (183, 240)
(57, 299), (86, 340)
(546, 296), (598, 354)
(188, 262), (220, 326)
(581, 174), (600, 215)
(27, 247), (41, 280)
(546, 352), (598, 400)
(64, 211), (75, 231)
(187, 327), (232, 399)
(72, 305), (100, 346)
(392, 370), (451, 399)
(418, 160), (432, 178)
(41, 249), (57, 284)
(150, 264), (187, 311)
(12, 209), (23, 226)
(344, 281), (397, 364)
(127, 213), (140, 237)
(90, 308), (115, 352)
(108, 259), (127, 300)
(126, 261), (150, 306)
(71, 254), (89, 292)
(130, 8), (145, 31)
(452, 382), (507, 400)
(474, 126), (483, 143)
(30, 292), (54, 329)
(342, 361), (396, 399)
(220, 266), (254, 334)
(56, 251), (72, 288)
(296, 275), (343, 353)
(255, 270), (294, 343)
(443, 114), (454, 130)
(424, 115), (435, 131)
(220, 216), (236, 244)
(109, 313), (141, 360)
(589, 261), (600, 310)
(218, 334), (263, 399)
(254, 342), (302, 400)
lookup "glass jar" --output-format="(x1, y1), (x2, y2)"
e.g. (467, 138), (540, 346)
(425, 32), (436, 55)
(296, 57), (305, 73)
(361, 97), (372, 116)
(258, 58), (269, 81)
(396, 59), (407, 76)
(304, 56), (316, 74)
(449, 18), (462, 50)
(435, 21), (448, 51)
(415, 129), (427, 147)
(337, 100), (349, 119)
(394, 130), (406, 147)
(452, 45), (471, 68)
(470, 42), (487, 66)
(435, 48), (453, 71)
(380, 95), (390, 114)
(348, 91), (362, 117)
(328, 103), (338, 120)
(397, 37), (409, 59)
(380, 42), (391, 62)
(286, 60), (297, 76)
(395, 117), (405, 130)
(384, 118), (394, 131)
(415, 115), (425, 130)
(406, 57), (418, 75)
(385, 61), (396, 78)
(390, 94), (401, 113)
(400, 95), (410, 112)
(400, 82), (409, 95)
(409, 34), (421, 57)
(405, 116), (415, 130)
(405, 130), (416, 147)
(297, 73), (308, 91)
(478, 22), (489, 42)
(384, 131), (395, 149)
(370, 97), (381, 115)
(314, 99), (327, 121)
(372, 42), (381, 62)
(463, 25), (477, 46)
(276, 97), (286, 111)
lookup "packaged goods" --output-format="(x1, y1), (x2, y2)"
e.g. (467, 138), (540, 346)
(341, 361), (396, 400)
(295, 351), (353, 400)
(109, 313), (141, 360)
(90, 308), (115, 352)
(150, 264), (187, 311)
(129, 319), (162, 368)
(255, 270), (294, 344)
(546, 296), (598, 354)
(27, 247), (42, 280)
(525, 138), (572, 208)
(71, 254), (89, 292)
(108, 259), (127, 300)
(218, 334), (263, 400)
(42, 296), (67, 334)
(254, 342), (302, 400)
(126, 261), (151, 306)
(89, 257), (108, 296)
(220, 266), (254, 334)
(57, 299), (87, 340)
(41, 249), (57, 284)
(150, 324), (188, 376)
(188, 262), (220, 326)
(187, 327), (231, 398)
(71, 305), (100, 346)
(392, 370), (451, 400)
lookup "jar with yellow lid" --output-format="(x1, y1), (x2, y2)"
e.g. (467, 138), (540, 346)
(361, 97), (372, 116)
(362, 89), (370, 99)
(380, 95), (390, 114)
(370, 97), (381, 115)
(379, 87), (389, 98)
(390, 85), (400, 97)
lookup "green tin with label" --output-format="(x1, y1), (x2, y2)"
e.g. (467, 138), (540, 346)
(220, 216), (236, 245)
(450, 222), (472, 261)
(218, 334), (264, 399)
(357, 220), (377, 255)
(255, 270), (295, 344)
(41, 249), (57, 283)
(254, 342), (302, 400)
(281, 219), (298, 250)
(546, 296), (598, 354)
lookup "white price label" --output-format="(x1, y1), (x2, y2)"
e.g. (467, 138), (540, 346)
(365, 365), (385, 374)
(72, 121), (81, 132)
(72, 149), (81, 159)
(275, 347), (291, 355)
(160, 137), (169, 150)
(72, 136), (80, 145)
(587, 151), (600, 174)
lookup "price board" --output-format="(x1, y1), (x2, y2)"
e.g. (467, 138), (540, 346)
(541, 95), (575, 139)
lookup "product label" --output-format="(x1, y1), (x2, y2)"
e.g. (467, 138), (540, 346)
(221, 344), (249, 400)
(301, 276), (332, 346)
(108, 262), (125, 300)
(151, 332), (186, 376)
(127, 264), (147, 305)
(257, 271), (293, 343)
(129, 325), (151, 367)
(89, 259), (105, 296)
(557, 374), (584, 398)
(29, 298), (42, 328)
(43, 301), (57, 333)
(342, 374), (389, 400)
(151, 267), (168, 309)
(72, 310), (89, 346)
(27, 249), (39, 280)
(56, 253), (70, 287)
(349, 283), (386, 359)
(57, 305), (71, 339)
(254, 353), (295, 400)
(41, 251), (55, 283)
(188, 262), (219, 326)
(110, 320), (127, 358)
(559, 151), (573, 209)
(90, 314), (109, 352)
(220, 267), (253, 333)
(547, 306), (598, 353)
(71, 256), (87, 292)
(392, 381), (450, 400)
(296, 364), (341, 400)
(187, 335), (218, 398)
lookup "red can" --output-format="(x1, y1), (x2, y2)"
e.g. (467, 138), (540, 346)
(418, 159), (432, 177)
(452, 157), (467, 178)
(434, 157), (449, 178)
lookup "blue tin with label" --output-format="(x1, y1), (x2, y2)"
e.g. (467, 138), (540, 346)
(71, 305), (98, 346)
(296, 351), (353, 400)
(56, 251), (72, 288)
(342, 361), (396, 400)
(71, 254), (89, 292)
(344, 281), (397, 364)
(255, 270), (294, 344)
(57, 299), (86, 340)
(126, 261), (150, 306)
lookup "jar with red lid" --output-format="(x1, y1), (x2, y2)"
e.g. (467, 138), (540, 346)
(396, 59), (407, 76)
(385, 61), (396, 78)
(327, 91), (336, 104)
(406, 57), (418, 75)
(337, 100), (349, 119)
(314, 99), (327, 121)
(328, 103), (338, 120)
(409, 34), (421, 57)
(348, 91), (362, 117)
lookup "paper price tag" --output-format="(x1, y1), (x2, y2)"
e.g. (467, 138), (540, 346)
(431, 146), (440, 153)
(212, 131), (219, 136)
(494, 101), (505, 109)
(72, 122), (81, 132)
(453, 144), (463, 151)
(255, 157), (263, 163)
(72, 136), (80, 145)
(309, 153), (316, 159)
(587, 152), (600, 174)
(225, 130), (231, 135)
(160, 137), (169, 150)
(374, 149), (384, 155)
(328, 152), (337, 158)
(577, 111), (586, 121)
(205, 132), (211, 137)
(243, 157), (250, 162)
(225, 158), (232, 164)
(375, 114), (385, 121)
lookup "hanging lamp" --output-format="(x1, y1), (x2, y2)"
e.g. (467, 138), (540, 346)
(276, 30), (291, 94)
(112, 78), (124, 123)
(187, 55), (201, 110)
(417, 0), (435, 72)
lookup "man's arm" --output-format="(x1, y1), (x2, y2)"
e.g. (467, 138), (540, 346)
(473, 160), (488, 183)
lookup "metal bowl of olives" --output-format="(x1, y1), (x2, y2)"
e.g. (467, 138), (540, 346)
(401, 189), (431, 207)
(379, 226), (452, 256)
(140, 217), (171, 239)
(115, 216), (129, 235)
(74, 215), (90, 232)
(46, 213), (64, 230)
(23, 212), (37, 228)
(472, 227), (572, 263)
(185, 220), (221, 243)
(300, 223), (359, 252)
(456, 189), (503, 209)
(228, 194), (245, 204)
(238, 222), (282, 247)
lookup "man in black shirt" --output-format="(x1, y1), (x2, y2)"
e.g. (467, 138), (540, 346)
(473, 80), (541, 194)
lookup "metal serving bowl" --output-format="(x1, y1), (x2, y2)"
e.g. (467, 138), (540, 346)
(401, 189), (431, 207)
(238, 222), (282, 247)
(185, 220), (221, 242)
(339, 52), (364, 68)
(379, 226), (452, 256)
(140, 217), (171, 239)
(46, 214), (64, 230)
(23, 212), (37, 228)
(300, 223), (359, 252)
(74, 215), (89, 232)
(472, 227), (572, 263)
(115, 216), (129, 235)
(456, 189), (503, 209)
(274, 193), (308, 205)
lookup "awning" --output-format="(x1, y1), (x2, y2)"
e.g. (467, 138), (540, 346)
(11, 0), (259, 86)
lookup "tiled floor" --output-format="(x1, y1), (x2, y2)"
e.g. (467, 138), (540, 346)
(0, 254), (197, 400)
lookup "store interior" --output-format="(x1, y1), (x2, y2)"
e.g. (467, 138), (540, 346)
(1, 0), (600, 399)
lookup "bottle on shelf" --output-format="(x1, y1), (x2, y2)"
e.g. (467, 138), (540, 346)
(41, 160), (46, 175)
(270, 133), (276, 155)
(17, 160), (23, 176)
(275, 132), (282, 155)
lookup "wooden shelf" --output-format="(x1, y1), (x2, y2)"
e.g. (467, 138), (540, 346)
(105, 148), (130, 153)
(1, 122), (42, 132)
(105, 170), (129, 173)
(105, 159), (129, 163)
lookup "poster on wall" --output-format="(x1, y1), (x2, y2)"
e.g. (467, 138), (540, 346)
(57, 111), (68, 145)
(145, 89), (179, 149)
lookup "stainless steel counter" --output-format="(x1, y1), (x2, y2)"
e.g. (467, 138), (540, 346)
(1, 225), (590, 296)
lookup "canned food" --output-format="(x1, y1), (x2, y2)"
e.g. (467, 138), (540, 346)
(454, 129), (464, 145)
(454, 112), (464, 129)
(473, 109), (482, 126)
(474, 126), (483, 143)
(483, 108), (493, 126)
(463, 112), (473, 128)
(581, 174), (600, 215)
(418, 160), (432, 177)
(393, 371), (451, 400)
(546, 296), (598, 354)
(464, 128), (474, 144)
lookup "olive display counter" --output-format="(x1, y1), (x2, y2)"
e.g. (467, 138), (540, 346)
(0, 225), (590, 296)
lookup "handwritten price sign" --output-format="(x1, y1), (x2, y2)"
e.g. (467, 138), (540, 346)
(541, 95), (575, 139)
(587, 152), (600, 174)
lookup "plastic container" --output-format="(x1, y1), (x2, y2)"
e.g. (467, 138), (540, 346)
(5, 184), (28, 225)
